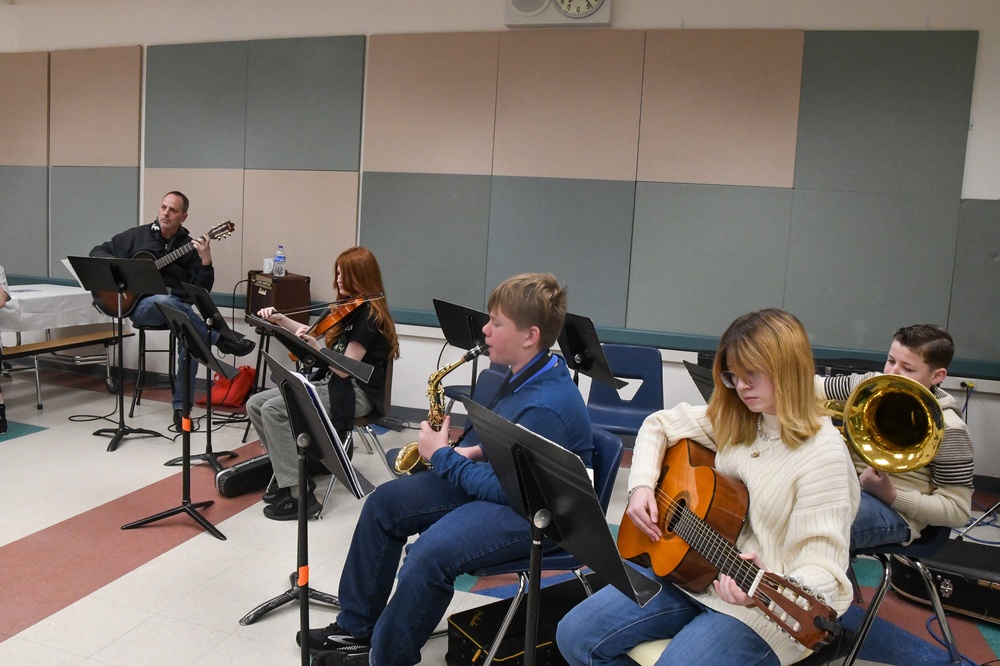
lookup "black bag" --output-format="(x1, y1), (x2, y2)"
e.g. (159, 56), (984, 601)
(214, 453), (334, 498)
(446, 574), (603, 666)
(889, 538), (1000, 625)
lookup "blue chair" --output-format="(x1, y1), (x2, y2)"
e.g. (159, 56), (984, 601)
(843, 525), (960, 665)
(469, 426), (625, 666)
(586, 343), (663, 438)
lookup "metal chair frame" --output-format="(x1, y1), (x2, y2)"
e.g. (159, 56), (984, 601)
(128, 323), (176, 417)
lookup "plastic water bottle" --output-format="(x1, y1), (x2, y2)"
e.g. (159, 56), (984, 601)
(273, 245), (286, 277)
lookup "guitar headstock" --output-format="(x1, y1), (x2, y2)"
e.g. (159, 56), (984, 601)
(753, 574), (840, 650)
(207, 220), (236, 241)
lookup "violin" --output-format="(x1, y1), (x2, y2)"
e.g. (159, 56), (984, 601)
(288, 295), (369, 362)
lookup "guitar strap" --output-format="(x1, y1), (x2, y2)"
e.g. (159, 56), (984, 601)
(454, 351), (555, 446)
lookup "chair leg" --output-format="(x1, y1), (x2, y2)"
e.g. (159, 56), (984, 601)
(572, 567), (594, 597)
(128, 329), (147, 417)
(900, 555), (962, 663)
(351, 427), (374, 455)
(359, 425), (401, 478)
(316, 475), (338, 519)
(482, 572), (528, 666)
(843, 554), (892, 666)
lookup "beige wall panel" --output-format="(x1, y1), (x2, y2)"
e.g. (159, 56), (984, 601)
(243, 170), (359, 305)
(493, 30), (645, 181)
(50, 46), (142, 167)
(143, 169), (246, 297)
(638, 30), (804, 187)
(0, 52), (49, 166)
(365, 33), (499, 176)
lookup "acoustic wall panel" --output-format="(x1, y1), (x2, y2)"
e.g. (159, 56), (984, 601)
(637, 30), (804, 188)
(794, 31), (977, 197)
(485, 176), (635, 328)
(50, 46), (142, 167)
(627, 182), (792, 338)
(0, 52), (48, 167)
(784, 190), (958, 351)
(0, 166), (48, 276)
(493, 30), (645, 181)
(145, 41), (249, 169)
(365, 33), (500, 176)
(50, 167), (139, 281)
(947, 199), (1000, 363)
(143, 168), (246, 298)
(243, 169), (360, 304)
(245, 36), (365, 172)
(359, 172), (492, 313)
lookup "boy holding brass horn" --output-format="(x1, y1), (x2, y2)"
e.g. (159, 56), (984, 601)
(299, 273), (593, 666)
(817, 324), (974, 550)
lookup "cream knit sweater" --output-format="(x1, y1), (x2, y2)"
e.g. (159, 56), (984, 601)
(629, 405), (860, 665)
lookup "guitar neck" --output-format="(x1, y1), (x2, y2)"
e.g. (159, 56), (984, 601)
(673, 508), (763, 594)
(154, 241), (195, 270)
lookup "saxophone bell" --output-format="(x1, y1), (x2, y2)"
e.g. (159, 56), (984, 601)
(393, 344), (490, 475)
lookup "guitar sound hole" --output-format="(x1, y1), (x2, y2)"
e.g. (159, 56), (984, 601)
(664, 498), (685, 533)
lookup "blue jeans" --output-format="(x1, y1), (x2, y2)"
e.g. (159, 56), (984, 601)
(336, 472), (538, 666)
(851, 490), (910, 550)
(557, 567), (778, 666)
(130, 294), (215, 410)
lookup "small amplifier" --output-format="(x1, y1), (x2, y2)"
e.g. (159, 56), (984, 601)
(246, 270), (312, 325)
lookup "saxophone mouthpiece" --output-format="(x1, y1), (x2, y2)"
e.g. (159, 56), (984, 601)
(464, 343), (489, 361)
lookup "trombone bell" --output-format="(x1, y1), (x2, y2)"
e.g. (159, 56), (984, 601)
(835, 374), (944, 473)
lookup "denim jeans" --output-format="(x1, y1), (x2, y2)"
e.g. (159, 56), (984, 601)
(336, 472), (538, 666)
(850, 490), (910, 550)
(556, 567), (779, 666)
(130, 294), (214, 410)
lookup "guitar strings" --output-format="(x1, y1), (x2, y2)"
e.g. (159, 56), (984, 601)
(649, 486), (793, 609)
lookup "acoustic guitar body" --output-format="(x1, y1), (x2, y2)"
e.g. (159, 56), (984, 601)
(617, 439), (749, 592)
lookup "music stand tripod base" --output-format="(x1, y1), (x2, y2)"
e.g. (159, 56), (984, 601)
(239, 571), (339, 626)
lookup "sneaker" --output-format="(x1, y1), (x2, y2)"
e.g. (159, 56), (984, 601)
(262, 478), (314, 504)
(0, 404), (7, 435)
(296, 621), (371, 655)
(262, 491), (321, 521)
(216, 335), (255, 357)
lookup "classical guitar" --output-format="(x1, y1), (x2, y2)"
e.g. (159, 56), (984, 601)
(617, 439), (840, 650)
(91, 221), (236, 317)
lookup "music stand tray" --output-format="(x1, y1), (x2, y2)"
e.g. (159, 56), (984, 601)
(244, 313), (373, 384)
(68, 255), (169, 451)
(558, 312), (625, 389)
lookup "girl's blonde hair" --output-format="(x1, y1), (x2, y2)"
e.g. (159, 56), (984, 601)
(706, 308), (821, 448)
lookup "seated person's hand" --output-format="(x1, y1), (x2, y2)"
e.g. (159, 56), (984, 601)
(258, 306), (278, 320)
(626, 486), (662, 542)
(713, 551), (765, 607)
(418, 415), (451, 460)
(455, 444), (484, 462)
(860, 466), (897, 505)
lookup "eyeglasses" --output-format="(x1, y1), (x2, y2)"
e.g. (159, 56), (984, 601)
(720, 370), (763, 389)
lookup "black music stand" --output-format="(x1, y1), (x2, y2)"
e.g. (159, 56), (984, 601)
(244, 313), (373, 384)
(463, 399), (661, 666)
(434, 298), (490, 396)
(168, 282), (244, 471)
(240, 353), (375, 666)
(683, 360), (716, 403)
(69, 255), (169, 451)
(121, 303), (237, 541)
(557, 311), (624, 389)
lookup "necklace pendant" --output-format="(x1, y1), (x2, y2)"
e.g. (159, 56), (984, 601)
(751, 451), (760, 458)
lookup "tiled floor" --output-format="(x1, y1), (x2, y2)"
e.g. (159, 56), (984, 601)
(0, 363), (998, 665)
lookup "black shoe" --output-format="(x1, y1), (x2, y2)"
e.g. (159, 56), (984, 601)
(262, 478), (314, 504)
(263, 491), (321, 520)
(296, 621), (371, 655)
(0, 404), (7, 435)
(216, 335), (255, 357)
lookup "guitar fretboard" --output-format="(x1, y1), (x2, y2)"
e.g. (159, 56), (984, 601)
(154, 242), (195, 269)
(673, 507), (761, 593)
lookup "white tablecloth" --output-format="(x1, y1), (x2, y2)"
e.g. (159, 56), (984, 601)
(0, 284), (110, 333)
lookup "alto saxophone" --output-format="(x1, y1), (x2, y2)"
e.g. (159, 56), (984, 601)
(393, 343), (490, 475)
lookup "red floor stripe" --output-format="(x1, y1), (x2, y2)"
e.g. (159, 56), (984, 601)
(0, 441), (264, 639)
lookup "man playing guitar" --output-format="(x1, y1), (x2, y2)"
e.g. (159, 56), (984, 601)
(89, 191), (253, 428)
